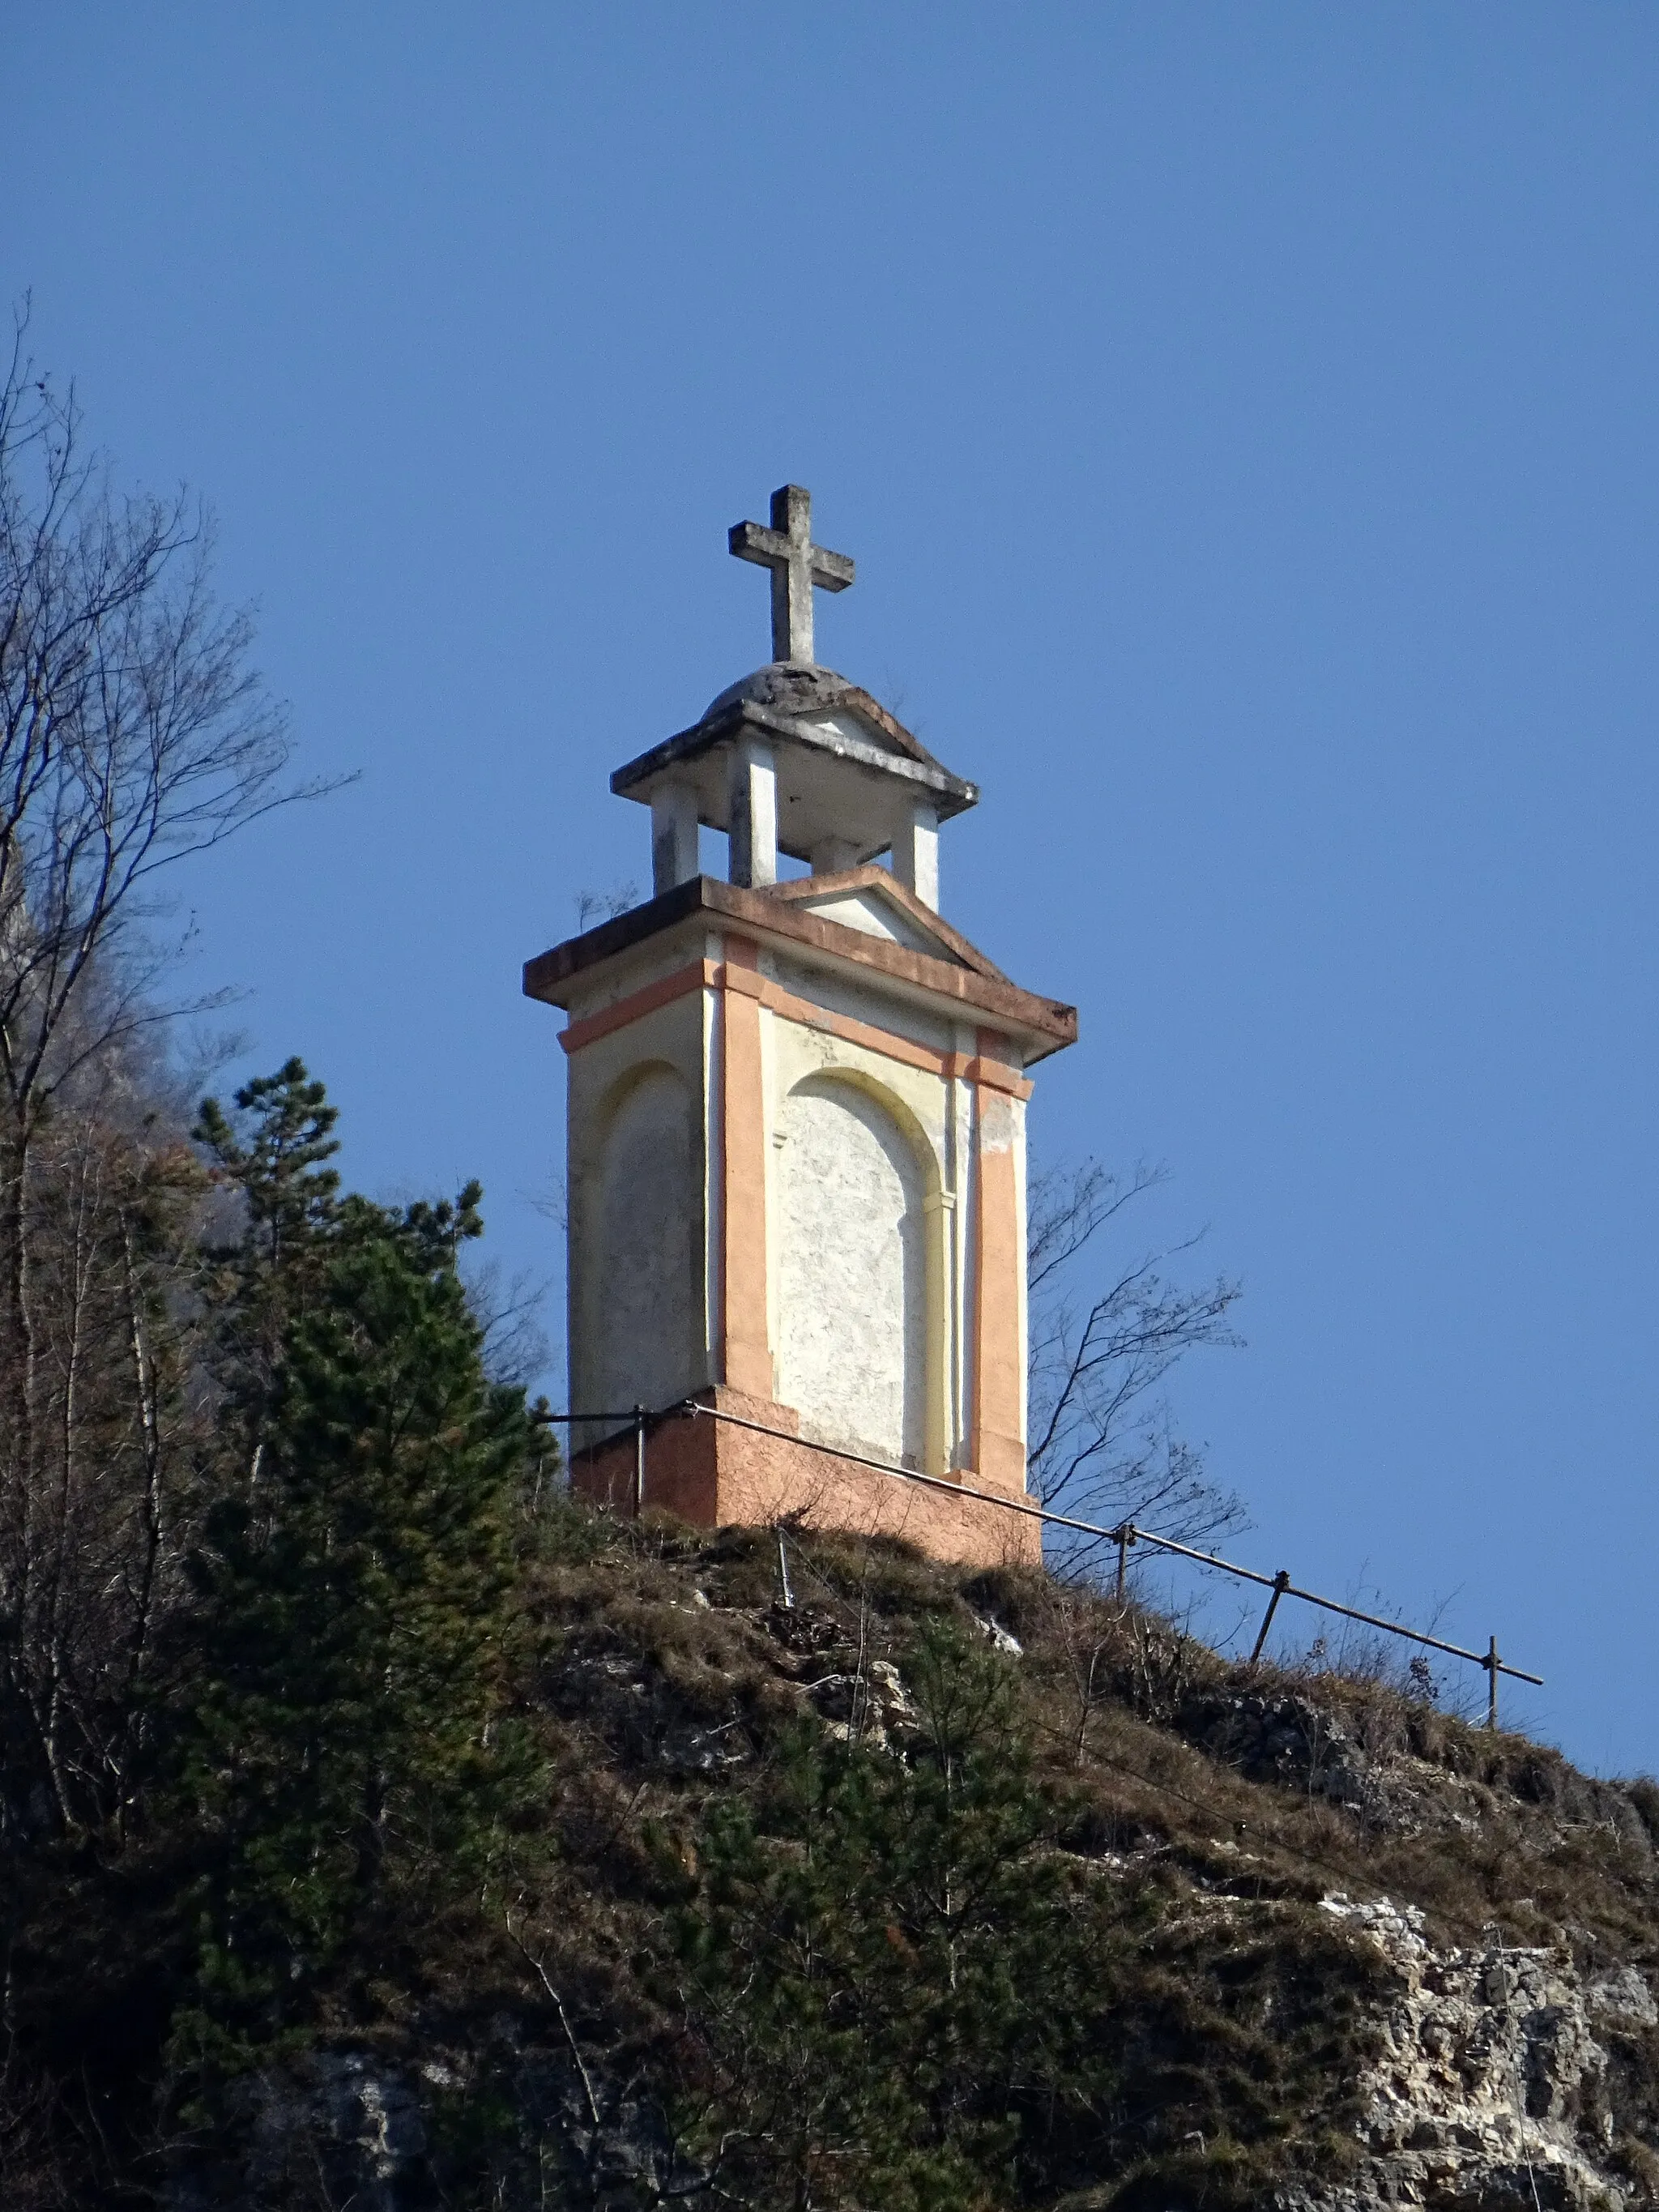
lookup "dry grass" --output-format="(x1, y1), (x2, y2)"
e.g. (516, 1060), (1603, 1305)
(512, 1501), (1659, 1975)
(30, 1494), (1645, 2208)
(435, 1497), (1659, 2205)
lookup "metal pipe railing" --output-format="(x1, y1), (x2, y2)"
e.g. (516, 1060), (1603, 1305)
(532, 1399), (1544, 1716)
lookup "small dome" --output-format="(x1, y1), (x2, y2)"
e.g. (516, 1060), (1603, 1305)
(703, 661), (859, 723)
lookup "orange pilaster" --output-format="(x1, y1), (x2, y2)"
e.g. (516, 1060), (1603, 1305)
(719, 937), (773, 1397)
(970, 1031), (1026, 1492)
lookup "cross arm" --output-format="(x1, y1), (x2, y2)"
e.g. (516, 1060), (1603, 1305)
(728, 520), (787, 566)
(727, 523), (855, 589)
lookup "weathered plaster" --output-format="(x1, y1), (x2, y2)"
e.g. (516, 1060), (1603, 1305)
(766, 1001), (953, 1475)
(970, 1067), (1028, 1492)
(718, 937), (772, 1396)
(947, 1023), (975, 1466)
(784, 883), (949, 954)
(558, 919), (711, 1027)
(650, 779), (699, 895)
(727, 737), (777, 889)
(595, 1065), (697, 1417)
(808, 835), (863, 876)
(889, 797), (940, 911)
(565, 980), (711, 1455)
(766, 949), (956, 1059)
(776, 1073), (928, 1471)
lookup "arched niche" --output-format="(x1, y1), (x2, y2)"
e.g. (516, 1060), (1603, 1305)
(774, 1069), (941, 1471)
(594, 1060), (697, 1416)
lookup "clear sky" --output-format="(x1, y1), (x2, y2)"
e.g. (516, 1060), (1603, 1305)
(7, 6), (1657, 1774)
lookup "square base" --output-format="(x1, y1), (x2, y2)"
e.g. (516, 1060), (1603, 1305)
(569, 1389), (1041, 1569)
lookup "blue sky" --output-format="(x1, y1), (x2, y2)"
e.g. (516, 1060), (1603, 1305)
(7, 6), (1657, 1772)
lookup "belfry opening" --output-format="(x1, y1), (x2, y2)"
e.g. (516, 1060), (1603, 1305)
(523, 486), (1078, 1565)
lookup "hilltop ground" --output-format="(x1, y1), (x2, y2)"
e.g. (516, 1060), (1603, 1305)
(105, 1496), (1659, 2212)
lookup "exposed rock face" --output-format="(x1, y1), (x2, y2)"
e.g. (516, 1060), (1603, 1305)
(181, 2045), (700, 2212)
(1280, 1895), (1653, 2210)
(1178, 1685), (1653, 1848)
(196, 1896), (1657, 2212)
(164, 2053), (432, 2212)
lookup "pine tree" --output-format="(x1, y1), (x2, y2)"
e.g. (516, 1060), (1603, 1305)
(193, 1057), (342, 1485)
(170, 1065), (539, 2069)
(671, 1623), (1132, 2211)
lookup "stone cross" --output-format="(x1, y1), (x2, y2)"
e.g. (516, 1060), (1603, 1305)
(728, 485), (855, 665)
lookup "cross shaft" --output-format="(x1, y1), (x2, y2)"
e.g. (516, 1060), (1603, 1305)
(728, 485), (854, 664)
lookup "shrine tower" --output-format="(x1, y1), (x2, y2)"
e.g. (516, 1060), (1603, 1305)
(523, 487), (1077, 1564)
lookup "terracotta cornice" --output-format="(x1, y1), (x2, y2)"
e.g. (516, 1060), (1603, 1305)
(522, 876), (1077, 1064)
(555, 954), (1038, 1099)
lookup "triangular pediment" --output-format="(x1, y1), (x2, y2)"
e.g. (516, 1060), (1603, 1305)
(800, 703), (899, 758)
(795, 685), (932, 765)
(770, 866), (1009, 980)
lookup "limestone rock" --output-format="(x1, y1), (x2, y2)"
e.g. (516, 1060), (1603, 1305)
(1275, 1893), (1646, 2210)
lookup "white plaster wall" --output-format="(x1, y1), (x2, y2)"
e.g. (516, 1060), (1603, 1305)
(565, 963), (713, 1448)
(776, 1073), (927, 1467)
(792, 886), (954, 955)
(559, 920), (1030, 1491)
(561, 924), (710, 1023)
(767, 999), (956, 1471)
(595, 1064), (697, 1419)
(766, 949), (955, 1057)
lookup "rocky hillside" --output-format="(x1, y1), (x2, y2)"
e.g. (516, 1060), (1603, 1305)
(134, 1497), (1655, 2212)
(20, 1497), (1659, 2210)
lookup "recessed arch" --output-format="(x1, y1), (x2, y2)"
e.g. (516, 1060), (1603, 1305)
(774, 1068), (936, 1469)
(592, 1058), (697, 1416)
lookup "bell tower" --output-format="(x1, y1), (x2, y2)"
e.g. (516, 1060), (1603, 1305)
(523, 487), (1077, 1563)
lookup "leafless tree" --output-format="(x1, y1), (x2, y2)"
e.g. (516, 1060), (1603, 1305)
(0, 299), (329, 1838)
(0, 1072), (210, 1838)
(1026, 1155), (1243, 1548)
(464, 1252), (552, 1390)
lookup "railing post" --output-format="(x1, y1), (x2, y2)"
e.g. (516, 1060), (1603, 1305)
(1115, 1524), (1135, 1603)
(1249, 1569), (1292, 1668)
(633, 1404), (646, 1518)
(1486, 1635), (1499, 1732)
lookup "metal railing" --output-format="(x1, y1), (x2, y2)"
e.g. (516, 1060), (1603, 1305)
(533, 1399), (1543, 1727)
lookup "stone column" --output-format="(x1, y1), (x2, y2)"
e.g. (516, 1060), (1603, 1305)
(809, 835), (861, 877)
(728, 737), (778, 888)
(890, 797), (940, 909)
(650, 779), (700, 895)
(718, 935), (773, 1398)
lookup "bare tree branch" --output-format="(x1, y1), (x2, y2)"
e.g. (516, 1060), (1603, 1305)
(1026, 1154), (1244, 1548)
(0, 298), (339, 1843)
